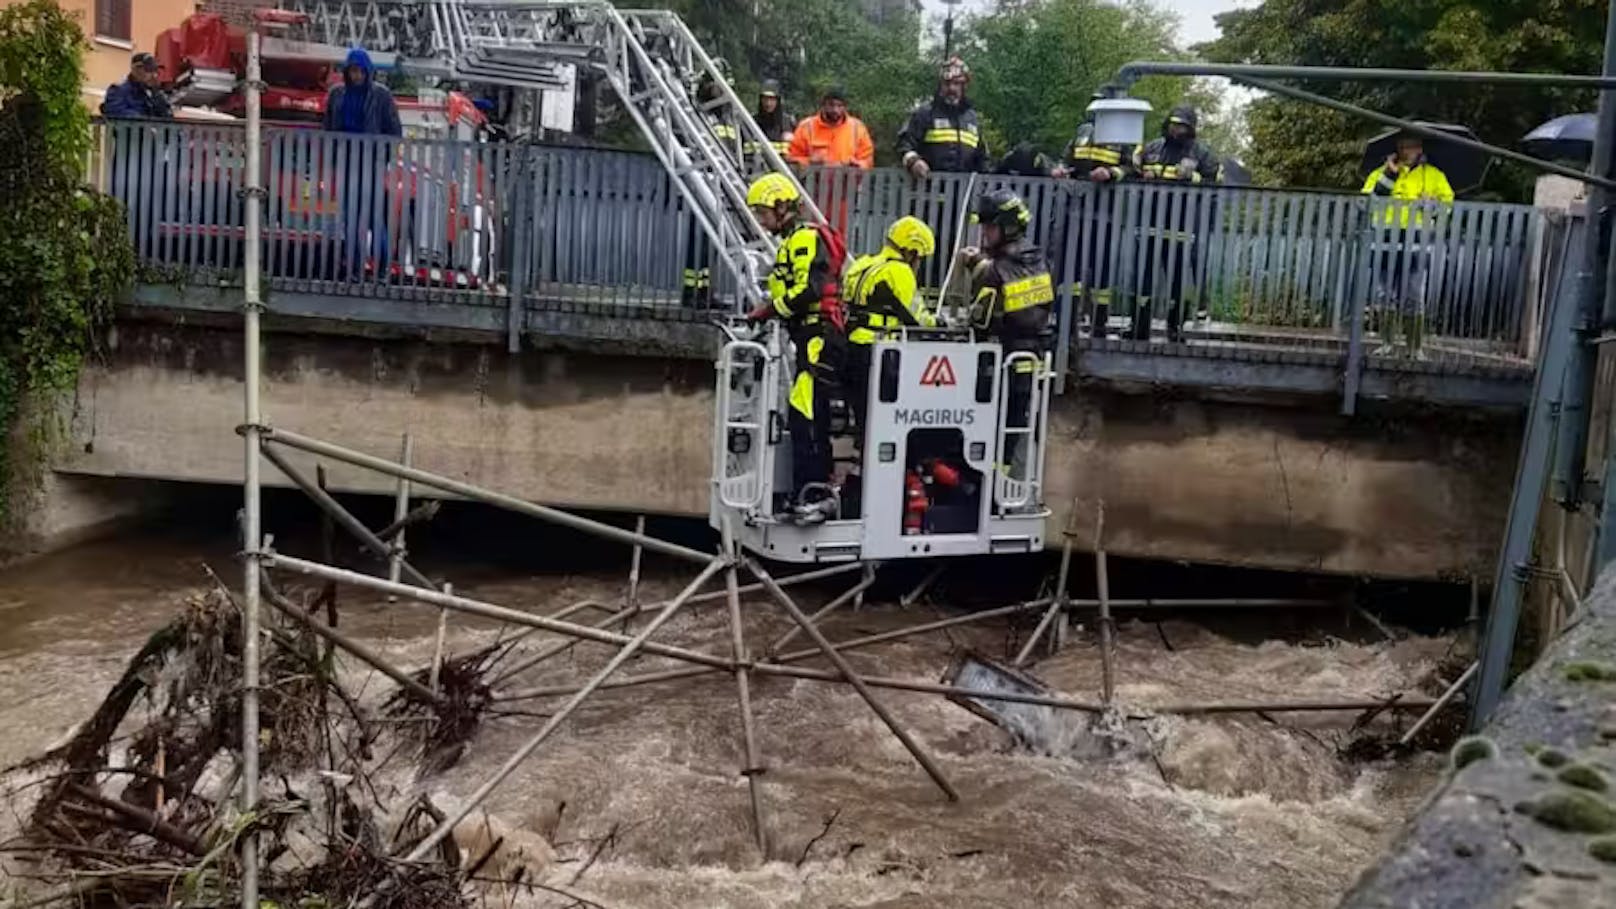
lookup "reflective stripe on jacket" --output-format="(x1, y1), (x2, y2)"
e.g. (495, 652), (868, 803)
(970, 237), (1055, 344)
(845, 249), (936, 345)
(897, 97), (988, 173)
(769, 224), (834, 324)
(1361, 162), (1454, 228)
(787, 115), (875, 169)
(1131, 137), (1221, 184)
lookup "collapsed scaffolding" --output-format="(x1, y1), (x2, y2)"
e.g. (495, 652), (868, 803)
(0, 5), (1458, 907)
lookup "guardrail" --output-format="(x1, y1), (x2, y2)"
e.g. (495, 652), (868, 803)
(95, 120), (1547, 367)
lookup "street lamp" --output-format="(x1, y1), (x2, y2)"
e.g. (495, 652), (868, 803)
(941, 0), (962, 59)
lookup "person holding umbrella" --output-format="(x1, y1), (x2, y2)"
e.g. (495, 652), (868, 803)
(1360, 129), (1457, 358)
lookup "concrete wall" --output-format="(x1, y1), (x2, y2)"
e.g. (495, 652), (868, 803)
(55, 321), (1520, 580)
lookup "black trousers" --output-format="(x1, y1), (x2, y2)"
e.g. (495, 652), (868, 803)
(844, 342), (873, 448)
(1131, 236), (1192, 341)
(788, 326), (841, 500)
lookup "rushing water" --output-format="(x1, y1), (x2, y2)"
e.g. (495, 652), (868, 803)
(0, 529), (1453, 908)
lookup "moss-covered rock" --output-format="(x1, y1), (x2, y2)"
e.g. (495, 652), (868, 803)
(1589, 837), (1616, 864)
(1537, 748), (1571, 769)
(1452, 736), (1497, 771)
(1556, 763), (1610, 793)
(1563, 661), (1616, 682)
(1522, 789), (1616, 834)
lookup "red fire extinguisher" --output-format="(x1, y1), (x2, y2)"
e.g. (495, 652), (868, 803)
(903, 470), (928, 535)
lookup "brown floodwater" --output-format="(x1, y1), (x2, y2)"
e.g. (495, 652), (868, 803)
(0, 528), (1455, 908)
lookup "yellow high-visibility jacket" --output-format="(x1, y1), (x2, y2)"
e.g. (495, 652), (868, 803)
(1361, 161), (1454, 227)
(845, 248), (936, 345)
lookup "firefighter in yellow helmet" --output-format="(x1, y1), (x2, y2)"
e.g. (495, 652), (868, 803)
(744, 173), (848, 523)
(842, 216), (939, 442)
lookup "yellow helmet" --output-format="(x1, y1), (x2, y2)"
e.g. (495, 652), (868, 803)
(885, 216), (936, 257)
(746, 172), (800, 208)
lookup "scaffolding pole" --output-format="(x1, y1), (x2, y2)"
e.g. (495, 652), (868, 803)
(721, 520), (768, 854)
(746, 558), (961, 802)
(387, 433), (413, 595)
(266, 552), (1431, 719)
(238, 29), (266, 909)
(764, 573), (878, 656)
(499, 597), (1056, 702)
(402, 557), (726, 864)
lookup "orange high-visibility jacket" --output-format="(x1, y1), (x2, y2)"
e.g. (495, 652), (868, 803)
(787, 114), (875, 169)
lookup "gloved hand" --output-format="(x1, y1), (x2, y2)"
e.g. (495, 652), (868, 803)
(907, 157), (931, 180)
(1178, 158), (1198, 181)
(745, 305), (773, 324)
(955, 246), (983, 269)
(1089, 166), (1113, 183)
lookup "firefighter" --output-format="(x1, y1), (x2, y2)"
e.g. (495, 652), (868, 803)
(1057, 95), (1131, 337)
(684, 65), (742, 306)
(1128, 105), (1221, 342)
(744, 173), (846, 523)
(744, 79), (796, 160)
(1361, 132), (1454, 357)
(959, 190), (1054, 485)
(897, 57), (989, 178)
(843, 216), (940, 440)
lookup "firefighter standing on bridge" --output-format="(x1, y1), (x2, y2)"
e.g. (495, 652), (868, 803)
(958, 190), (1054, 484)
(897, 56), (989, 178)
(745, 173), (847, 524)
(843, 217), (940, 441)
(1056, 93), (1132, 337)
(1128, 105), (1221, 341)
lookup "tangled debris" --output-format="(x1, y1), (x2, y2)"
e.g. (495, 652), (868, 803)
(0, 574), (517, 909)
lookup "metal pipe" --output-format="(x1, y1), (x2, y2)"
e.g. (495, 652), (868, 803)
(264, 552), (735, 671)
(1229, 75), (1616, 191)
(625, 514), (646, 632)
(1117, 60), (1616, 91)
(239, 29), (265, 909)
(720, 521), (768, 855)
(491, 562), (861, 685)
(402, 557), (726, 863)
(1067, 598), (1336, 609)
(745, 558), (961, 802)
(1400, 662), (1478, 746)
(387, 433), (413, 593)
(1051, 505), (1077, 651)
(260, 428), (713, 565)
(499, 597), (1056, 702)
(261, 574), (441, 705)
(1013, 599), (1064, 667)
(899, 565), (945, 609)
(1095, 503), (1115, 705)
(764, 574), (877, 656)
(1475, 214), (1590, 725)
(260, 446), (438, 592)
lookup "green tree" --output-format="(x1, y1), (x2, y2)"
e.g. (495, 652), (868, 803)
(955, 0), (1251, 164)
(1200, 0), (1607, 198)
(0, 0), (133, 525)
(662, 0), (932, 165)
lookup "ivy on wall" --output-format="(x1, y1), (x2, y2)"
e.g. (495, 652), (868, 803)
(0, 0), (135, 525)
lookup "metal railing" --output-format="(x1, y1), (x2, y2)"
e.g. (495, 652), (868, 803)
(97, 120), (1546, 365)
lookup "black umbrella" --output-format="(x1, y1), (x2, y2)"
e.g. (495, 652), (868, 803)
(1361, 122), (1490, 194)
(1523, 113), (1596, 164)
(1221, 156), (1252, 186)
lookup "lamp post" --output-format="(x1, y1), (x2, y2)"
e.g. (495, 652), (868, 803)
(941, 0), (962, 59)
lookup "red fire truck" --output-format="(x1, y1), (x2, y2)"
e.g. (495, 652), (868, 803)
(147, 13), (497, 287)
